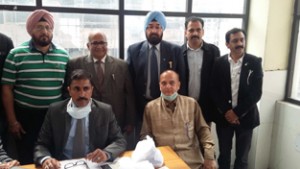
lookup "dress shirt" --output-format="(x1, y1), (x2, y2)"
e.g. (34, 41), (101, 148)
(63, 117), (89, 159)
(187, 44), (203, 101)
(146, 43), (160, 99)
(228, 54), (244, 108)
(93, 55), (107, 73)
(164, 99), (176, 112)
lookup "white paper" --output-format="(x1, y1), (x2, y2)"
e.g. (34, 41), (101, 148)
(60, 158), (114, 169)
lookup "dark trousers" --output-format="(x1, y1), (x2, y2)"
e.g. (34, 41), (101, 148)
(12, 105), (47, 165)
(216, 124), (253, 169)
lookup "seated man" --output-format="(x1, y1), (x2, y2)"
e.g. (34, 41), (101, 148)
(34, 69), (126, 169)
(0, 137), (19, 168)
(140, 70), (217, 169)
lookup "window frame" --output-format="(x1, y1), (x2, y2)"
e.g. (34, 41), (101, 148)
(0, 0), (250, 59)
(286, 0), (300, 104)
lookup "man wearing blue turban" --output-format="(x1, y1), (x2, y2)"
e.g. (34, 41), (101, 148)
(126, 11), (187, 142)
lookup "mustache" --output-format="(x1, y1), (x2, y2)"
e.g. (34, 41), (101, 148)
(235, 46), (244, 49)
(191, 36), (199, 40)
(149, 33), (159, 37)
(77, 97), (88, 101)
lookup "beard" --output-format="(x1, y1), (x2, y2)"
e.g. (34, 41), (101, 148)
(32, 34), (53, 47)
(146, 33), (163, 45)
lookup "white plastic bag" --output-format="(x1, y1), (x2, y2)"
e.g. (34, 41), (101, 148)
(132, 135), (164, 168)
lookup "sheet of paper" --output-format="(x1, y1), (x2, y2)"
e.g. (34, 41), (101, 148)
(60, 158), (115, 169)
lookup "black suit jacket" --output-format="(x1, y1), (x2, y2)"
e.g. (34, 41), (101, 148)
(66, 55), (136, 129)
(127, 40), (187, 119)
(182, 41), (220, 123)
(210, 53), (263, 129)
(34, 99), (126, 164)
(0, 33), (13, 115)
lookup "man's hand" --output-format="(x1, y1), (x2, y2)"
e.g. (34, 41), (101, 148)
(203, 159), (217, 169)
(225, 109), (240, 125)
(42, 158), (60, 169)
(86, 148), (108, 163)
(9, 121), (26, 139)
(0, 160), (20, 169)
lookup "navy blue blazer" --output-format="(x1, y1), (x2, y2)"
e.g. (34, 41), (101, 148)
(182, 41), (220, 123)
(127, 40), (187, 119)
(210, 53), (263, 129)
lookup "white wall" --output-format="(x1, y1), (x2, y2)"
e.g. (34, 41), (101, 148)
(251, 70), (287, 169)
(269, 101), (300, 169)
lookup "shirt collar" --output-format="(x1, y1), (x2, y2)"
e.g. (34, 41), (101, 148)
(228, 53), (244, 64)
(186, 41), (203, 51)
(162, 97), (177, 109)
(148, 43), (161, 51)
(92, 54), (107, 63)
(29, 39), (54, 52)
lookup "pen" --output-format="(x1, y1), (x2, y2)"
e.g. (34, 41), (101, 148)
(247, 70), (253, 85)
(185, 122), (191, 140)
(112, 74), (115, 80)
(169, 61), (173, 69)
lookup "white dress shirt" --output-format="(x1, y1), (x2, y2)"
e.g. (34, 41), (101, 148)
(228, 54), (244, 108)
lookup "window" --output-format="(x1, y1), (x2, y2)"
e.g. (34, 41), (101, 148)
(124, 0), (186, 12)
(0, 0), (249, 59)
(44, 0), (118, 9)
(192, 0), (245, 14)
(0, 11), (118, 57)
(0, 0), (34, 5)
(286, 0), (300, 103)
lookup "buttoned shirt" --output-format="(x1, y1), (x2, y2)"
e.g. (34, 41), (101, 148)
(93, 55), (107, 73)
(63, 117), (89, 159)
(187, 43), (203, 100)
(146, 43), (160, 99)
(228, 54), (244, 108)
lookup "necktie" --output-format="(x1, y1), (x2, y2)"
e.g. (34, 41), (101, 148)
(97, 61), (104, 90)
(72, 119), (85, 158)
(150, 46), (159, 98)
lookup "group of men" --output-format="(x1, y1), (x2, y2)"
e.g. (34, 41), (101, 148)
(0, 8), (263, 169)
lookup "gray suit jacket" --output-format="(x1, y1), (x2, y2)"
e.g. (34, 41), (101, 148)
(66, 55), (136, 129)
(34, 99), (126, 165)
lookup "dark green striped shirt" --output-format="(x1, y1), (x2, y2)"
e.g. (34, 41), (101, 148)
(1, 40), (69, 109)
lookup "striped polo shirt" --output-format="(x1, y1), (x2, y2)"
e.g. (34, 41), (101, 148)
(1, 40), (69, 109)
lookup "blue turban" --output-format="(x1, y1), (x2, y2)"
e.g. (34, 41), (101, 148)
(144, 11), (166, 31)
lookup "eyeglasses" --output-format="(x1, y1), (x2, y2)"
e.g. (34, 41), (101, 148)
(147, 26), (162, 31)
(34, 25), (53, 32)
(90, 41), (107, 47)
(64, 160), (89, 169)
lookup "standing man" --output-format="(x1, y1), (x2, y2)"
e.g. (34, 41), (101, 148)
(141, 70), (216, 169)
(181, 16), (220, 124)
(34, 69), (126, 169)
(127, 10), (186, 126)
(211, 28), (263, 169)
(1, 9), (69, 164)
(66, 31), (136, 149)
(0, 33), (14, 148)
